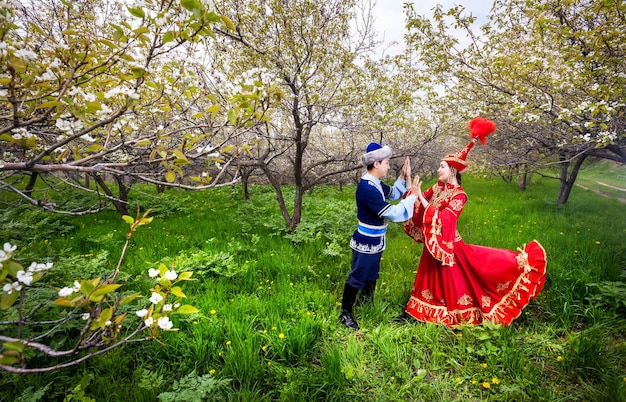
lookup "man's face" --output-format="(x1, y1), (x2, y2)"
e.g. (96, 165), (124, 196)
(373, 158), (390, 178)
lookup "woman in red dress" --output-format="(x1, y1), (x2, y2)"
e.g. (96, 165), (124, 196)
(403, 118), (547, 327)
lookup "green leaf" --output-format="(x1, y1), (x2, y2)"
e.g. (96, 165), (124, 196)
(3, 341), (25, 352)
(170, 286), (186, 298)
(0, 354), (19, 365)
(181, 0), (202, 12)
(165, 171), (176, 183)
(35, 101), (60, 109)
(0, 291), (19, 310)
(177, 271), (194, 280)
(127, 7), (145, 19)
(90, 284), (122, 299)
(122, 215), (134, 225)
(173, 305), (199, 315)
(136, 139), (152, 146)
(220, 15), (235, 30)
(120, 293), (142, 305)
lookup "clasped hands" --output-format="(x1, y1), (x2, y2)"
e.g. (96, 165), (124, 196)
(400, 156), (422, 197)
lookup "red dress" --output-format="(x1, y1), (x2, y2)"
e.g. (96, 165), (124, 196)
(403, 181), (547, 327)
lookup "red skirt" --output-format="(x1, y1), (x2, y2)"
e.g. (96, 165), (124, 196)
(405, 240), (547, 327)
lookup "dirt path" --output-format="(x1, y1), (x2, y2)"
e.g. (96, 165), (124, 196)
(576, 181), (626, 204)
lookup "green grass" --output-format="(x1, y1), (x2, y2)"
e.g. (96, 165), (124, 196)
(1, 169), (625, 401)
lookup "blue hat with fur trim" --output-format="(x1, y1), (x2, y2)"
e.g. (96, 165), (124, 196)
(361, 142), (392, 167)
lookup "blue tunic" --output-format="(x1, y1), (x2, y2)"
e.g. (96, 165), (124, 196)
(346, 173), (417, 288)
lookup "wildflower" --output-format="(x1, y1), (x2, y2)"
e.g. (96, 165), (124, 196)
(210, 309), (216, 315)
(481, 363), (488, 369)
(455, 377), (462, 383)
(262, 345), (268, 352)
(457, 333), (463, 337)
(471, 380), (477, 385)
(136, 308), (148, 318)
(209, 369), (216, 375)
(226, 341), (231, 346)
(3, 281), (22, 294)
(482, 382), (491, 389)
(82, 313), (90, 320)
(162, 303), (173, 312)
(27, 262), (53, 272)
(148, 268), (160, 278)
(144, 317), (154, 327)
(492, 377), (500, 384)
(164, 269), (177, 280)
(557, 356), (562, 362)
(105, 320), (112, 326)
(58, 286), (76, 297)
(279, 333), (285, 339)
(149, 292), (163, 304)
(157, 316), (173, 330)
(16, 270), (33, 286)
(271, 326), (277, 331)
(594, 241), (601, 245)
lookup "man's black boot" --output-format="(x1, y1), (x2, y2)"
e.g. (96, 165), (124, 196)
(339, 283), (360, 330)
(357, 280), (376, 305)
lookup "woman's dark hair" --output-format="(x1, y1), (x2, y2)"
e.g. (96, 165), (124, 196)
(450, 166), (462, 185)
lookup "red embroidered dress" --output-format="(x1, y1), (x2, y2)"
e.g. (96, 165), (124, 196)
(403, 181), (547, 327)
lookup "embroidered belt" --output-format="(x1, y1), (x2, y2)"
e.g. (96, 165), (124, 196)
(357, 221), (387, 236)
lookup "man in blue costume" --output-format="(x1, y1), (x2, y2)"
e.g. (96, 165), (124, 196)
(339, 143), (419, 330)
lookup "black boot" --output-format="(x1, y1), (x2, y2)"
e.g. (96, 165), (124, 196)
(357, 280), (376, 305)
(339, 283), (360, 330)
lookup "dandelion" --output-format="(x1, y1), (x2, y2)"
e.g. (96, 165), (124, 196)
(136, 308), (148, 318)
(262, 345), (268, 352)
(226, 341), (231, 346)
(210, 309), (216, 315)
(482, 382), (491, 389)
(471, 380), (477, 385)
(481, 363), (488, 369)
(455, 377), (462, 383)
(290, 282), (294, 286)
(594, 241), (601, 245)
(267, 361), (272, 366)
(157, 316), (173, 330)
(456, 333), (463, 337)
(149, 292), (163, 304)
(164, 269), (177, 280)
(557, 356), (563, 362)
(492, 377), (500, 384)
(209, 369), (216, 375)
(279, 333), (285, 339)
(148, 268), (159, 278)
(271, 326), (277, 331)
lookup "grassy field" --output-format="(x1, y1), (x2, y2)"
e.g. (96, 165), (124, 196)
(1, 168), (625, 401)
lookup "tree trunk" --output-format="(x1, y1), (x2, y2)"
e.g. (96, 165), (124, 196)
(557, 153), (588, 204)
(93, 175), (129, 215)
(24, 172), (38, 197)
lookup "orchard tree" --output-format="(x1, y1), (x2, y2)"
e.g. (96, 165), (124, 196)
(0, 0), (273, 215)
(404, 0), (625, 203)
(209, 0), (398, 230)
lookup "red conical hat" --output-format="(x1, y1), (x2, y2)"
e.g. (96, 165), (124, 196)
(443, 117), (496, 173)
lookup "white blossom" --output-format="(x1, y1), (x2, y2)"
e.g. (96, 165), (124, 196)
(58, 286), (76, 297)
(157, 316), (173, 330)
(144, 317), (154, 327)
(164, 269), (177, 281)
(136, 308), (148, 318)
(3, 281), (22, 294)
(16, 270), (33, 286)
(82, 313), (90, 320)
(148, 268), (160, 278)
(149, 292), (163, 304)
(162, 303), (173, 312)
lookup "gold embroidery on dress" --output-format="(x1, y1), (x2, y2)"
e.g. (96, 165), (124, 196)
(481, 295), (491, 308)
(458, 294), (473, 305)
(450, 199), (464, 211)
(496, 281), (512, 293)
(421, 289), (433, 300)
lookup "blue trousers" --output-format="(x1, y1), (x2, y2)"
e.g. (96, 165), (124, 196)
(346, 250), (382, 289)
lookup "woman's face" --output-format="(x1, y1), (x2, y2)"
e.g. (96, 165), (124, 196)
(438, 161), (452, 182)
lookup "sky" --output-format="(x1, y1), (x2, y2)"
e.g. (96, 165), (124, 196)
(370, 0), (494, 57)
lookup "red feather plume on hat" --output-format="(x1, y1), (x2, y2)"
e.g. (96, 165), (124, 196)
(468, 117), (496, 145)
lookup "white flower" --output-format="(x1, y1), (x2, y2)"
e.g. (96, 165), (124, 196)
(3, 281), (22, 294)
(4, 243), (17, 253)
(144, 317), (154, 327)
(149, 292), (163, 304)
(136, 308), (148, 318)
(0, 250), (8, 263)
(73, 281), (81, 290)
(16, 270), (33, 286)
(162, 303), (173, 312)
(28, 262), (53, 272)
(82, 313), (90, 320)
(164, 269), (177, 281)
(157, 316), (173, 330)
(0, 242), (16, 262)
(105, 320), (112, 326)
(148, 268), (160, 278)
(58, 286), (76, 297)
